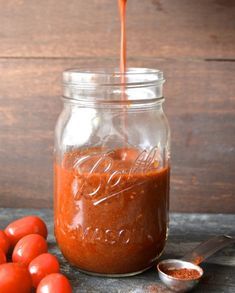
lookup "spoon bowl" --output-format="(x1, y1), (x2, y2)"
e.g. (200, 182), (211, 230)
(157, 235), (235, 292)
(157, 259), (203, 293)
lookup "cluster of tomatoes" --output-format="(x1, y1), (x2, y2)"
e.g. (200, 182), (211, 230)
(0, 215), (72, 293)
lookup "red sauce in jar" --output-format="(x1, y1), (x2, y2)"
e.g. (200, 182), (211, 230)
(54, 148), (170, 275)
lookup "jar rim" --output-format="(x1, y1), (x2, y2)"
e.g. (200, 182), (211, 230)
(63, 67), (165, 88)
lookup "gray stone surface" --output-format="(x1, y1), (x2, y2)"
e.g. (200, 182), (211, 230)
(0, 209), (234, 293)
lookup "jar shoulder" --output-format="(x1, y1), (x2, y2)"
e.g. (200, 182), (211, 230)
(55, 106), (170, 151)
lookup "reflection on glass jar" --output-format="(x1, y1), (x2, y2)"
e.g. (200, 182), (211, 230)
(54, 68), (170, 276)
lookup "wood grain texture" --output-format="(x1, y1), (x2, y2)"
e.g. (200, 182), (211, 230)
(0, 0), (234, 211)
(1, 209), (235, 292)
(0, 0), (234, 58)
(0, 58), (234, 212)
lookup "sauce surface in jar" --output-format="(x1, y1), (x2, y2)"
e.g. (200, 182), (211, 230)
(54, 148), (169, 275)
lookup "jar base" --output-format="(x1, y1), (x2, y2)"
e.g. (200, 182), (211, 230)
(76, 264), (153, 278)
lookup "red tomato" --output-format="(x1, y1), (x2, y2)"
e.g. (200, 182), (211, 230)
(0, 231), (10, 254)
(29, 253), (60, 288)
(0, 262), (32, 293)
(12, 234), (48, 266)
(36, 273), (72, 293)
(0, 249), (6, 264)
(5, 216), (48, 248)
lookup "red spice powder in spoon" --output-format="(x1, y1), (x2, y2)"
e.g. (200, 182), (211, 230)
(164, 268), (201, 280)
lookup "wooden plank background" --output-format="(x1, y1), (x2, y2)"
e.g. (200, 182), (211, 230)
(0, 0), (234, 212)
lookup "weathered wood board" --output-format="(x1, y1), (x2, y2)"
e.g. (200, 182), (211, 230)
(0, 209), (234, 292)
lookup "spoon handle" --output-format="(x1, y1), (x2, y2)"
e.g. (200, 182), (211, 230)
(182, 235), (235, 265)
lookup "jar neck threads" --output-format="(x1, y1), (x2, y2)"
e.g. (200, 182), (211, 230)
(63, 68), (165, 108)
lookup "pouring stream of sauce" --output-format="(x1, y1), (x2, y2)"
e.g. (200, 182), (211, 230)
(119, 0), (127, 73)
(118, 0), (128, 143)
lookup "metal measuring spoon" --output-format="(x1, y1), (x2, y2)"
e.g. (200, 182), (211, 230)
(157, 235), (235, 292)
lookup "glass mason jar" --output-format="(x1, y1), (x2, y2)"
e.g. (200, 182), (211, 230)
(54, 68), (170, 277)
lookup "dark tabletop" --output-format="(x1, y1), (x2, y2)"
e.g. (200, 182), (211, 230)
(0, 209), (234, 293)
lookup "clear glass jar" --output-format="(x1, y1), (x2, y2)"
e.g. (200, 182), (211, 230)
(54, 68), (170, 276)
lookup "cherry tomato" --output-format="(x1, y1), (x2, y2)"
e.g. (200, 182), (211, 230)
(0, 249), (6, 264)
(0, 262), (32, 293)
(0, 231), (10, 254)
(29, 253), (60, 288)
(5, 216), (48, 248)
(13, 234), (48, 266)
(36, 273), (72, 293)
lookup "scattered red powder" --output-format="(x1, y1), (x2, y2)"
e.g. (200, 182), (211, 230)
(193, 255), (203, 265)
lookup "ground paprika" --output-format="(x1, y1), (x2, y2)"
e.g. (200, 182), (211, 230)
(164, 268), (201, 280)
